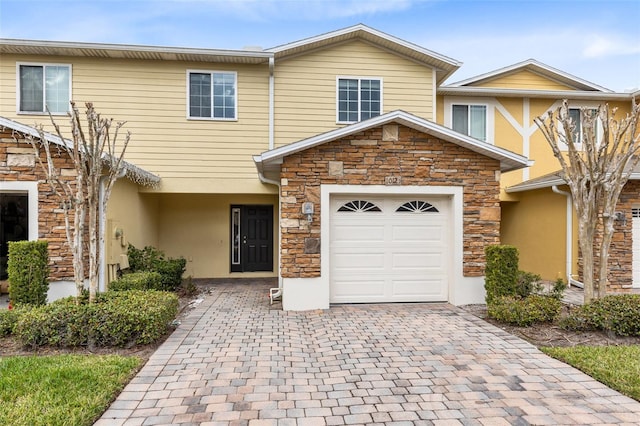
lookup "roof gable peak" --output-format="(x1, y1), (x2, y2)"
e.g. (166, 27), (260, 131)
(445, 59), (611, 92)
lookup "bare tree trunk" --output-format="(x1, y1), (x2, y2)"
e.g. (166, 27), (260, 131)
(29, 102), (131, 303)
(535, 100), (640, 303)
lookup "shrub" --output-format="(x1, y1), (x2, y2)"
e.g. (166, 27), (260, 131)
(0, 309), (20, 336)
(516, 270), (542, 298)
(7, 240), (49, 306)
(484, 245), (519, 304)
(14, 290), (179, 349)
(127, 244), (186, 291)
(488, 294), (562, 326)
(560, 294), (640, 336)
(109, 271), (163, 291)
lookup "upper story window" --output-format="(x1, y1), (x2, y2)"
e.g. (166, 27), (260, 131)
(452, 104), (487, 142)
(568, 107), (599, 144)
(18, 63), (71, 114)
(188, 71), (236, 120)
(337, 77), (382, 123)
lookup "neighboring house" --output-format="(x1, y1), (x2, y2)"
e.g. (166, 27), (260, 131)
(0, 25), (635, 309)
(436, 60), (639, 291)
(0, 117), (160, 299)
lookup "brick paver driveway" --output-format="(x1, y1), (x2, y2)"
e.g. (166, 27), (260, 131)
(96, 282), (640, 425)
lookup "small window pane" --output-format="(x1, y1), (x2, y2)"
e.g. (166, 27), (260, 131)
(569, 108), (581, 143)
(189, 73), (211, 118)
(469, 105), (486, 141)
(19, 65), (44, 112)
(45, 65), (70, 113)
(452, 105), (468, 135)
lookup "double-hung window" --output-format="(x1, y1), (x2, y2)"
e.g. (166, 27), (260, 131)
(452, 104), (487, 141)
(188, 71), (237, 120)
(18, 63), (71, 114)
(337, 77), (382, 123)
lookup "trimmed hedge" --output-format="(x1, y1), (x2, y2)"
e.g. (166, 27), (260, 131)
(127, 244), (186, 291)
(109, 271), (163, 291)
(13, 290), (179, 348)
(7, 240), (49, 306)
(560, 294), (640, 336)
(488, 294), (562, 326)
(0, 309), (20, 337)
(484, 245), (519, 304)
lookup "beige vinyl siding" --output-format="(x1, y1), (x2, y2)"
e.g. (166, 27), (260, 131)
(473, 70), (576, 91)
(0, 54), (270, 191)
(274, 40), (434, 146)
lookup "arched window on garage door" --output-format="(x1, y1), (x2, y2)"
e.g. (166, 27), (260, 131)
(337, 200), (382, 212)
(395, 201), (439, 213)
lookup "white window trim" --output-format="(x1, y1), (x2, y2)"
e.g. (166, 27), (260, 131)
(16, 62), (72, 116)
(0, 181), (38, 241)
(443, 97), (495, 144)
(335, 75), (384, 124)
(186, 69), (238, 121)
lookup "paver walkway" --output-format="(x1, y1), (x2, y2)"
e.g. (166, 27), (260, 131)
(96, 282), (640, 425)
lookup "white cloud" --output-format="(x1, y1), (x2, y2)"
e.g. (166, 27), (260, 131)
(582, 34), (640, 58)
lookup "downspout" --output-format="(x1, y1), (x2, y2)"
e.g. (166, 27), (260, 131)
(256, 170), (282, 302)
(269, 56), (275, 150)
(265, 55), (283, 301)
(552, 185), (582, 288)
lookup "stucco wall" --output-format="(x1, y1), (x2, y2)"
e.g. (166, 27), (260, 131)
(279, 123), (501, 279)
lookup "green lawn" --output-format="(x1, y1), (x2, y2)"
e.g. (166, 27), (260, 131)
(0, 354), (143, 426)
(542, 345), (640, 401)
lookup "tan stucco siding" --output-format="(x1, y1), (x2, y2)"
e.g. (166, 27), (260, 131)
(501, 188), (577, 281)
(157, 193), (278, 278)
(106, 179), (160, 259)
(273, 40), (434, 146)
(0, 54), (271, 191)
(473, 70), (576, 90)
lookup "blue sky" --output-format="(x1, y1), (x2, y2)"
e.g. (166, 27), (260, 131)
(1, 0), (639, 92)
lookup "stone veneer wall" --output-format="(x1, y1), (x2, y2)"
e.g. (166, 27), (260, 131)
(0, 128), (78, 281)
(603, 180), (638, 292)
(279, 124), (501, 278)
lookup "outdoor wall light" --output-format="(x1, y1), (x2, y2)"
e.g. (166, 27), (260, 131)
(302, 202), (314, 223)
(614, 211), (626, 226)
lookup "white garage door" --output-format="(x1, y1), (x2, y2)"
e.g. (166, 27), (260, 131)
(633, 208), (640, 288)
(330, 195), (450, 303)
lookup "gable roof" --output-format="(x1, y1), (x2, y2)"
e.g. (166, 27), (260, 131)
(437, 59), (637, 100)
(254, 110), (530, 180)
(266, 24), (461, 85)
(445, 59), (611, 92)
(0, 38), (272, 65)
(0, 116), (160, 187)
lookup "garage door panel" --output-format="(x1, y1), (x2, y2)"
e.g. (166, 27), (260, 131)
(392, 278), (447, 298)
(332, 252), (386, 270)
(332, 225), (385, 242)
(332, 279), (385, 299)
(391, 224), (445, 242)
(392, 252), (444, 269)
